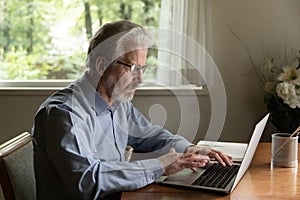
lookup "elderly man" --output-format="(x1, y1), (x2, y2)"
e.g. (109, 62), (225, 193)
(32, 20), (232, 200)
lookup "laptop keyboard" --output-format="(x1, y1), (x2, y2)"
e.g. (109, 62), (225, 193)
(192, 163), (240, 189)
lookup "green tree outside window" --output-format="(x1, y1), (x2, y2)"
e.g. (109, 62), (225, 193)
(0, 0), (160, 81)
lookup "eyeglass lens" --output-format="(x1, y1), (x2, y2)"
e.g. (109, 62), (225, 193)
(116, 60), (146, 74)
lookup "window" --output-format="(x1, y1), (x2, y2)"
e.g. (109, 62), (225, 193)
(0, 0), (212, 88)
(0, 0), (161, 82)
(157, 0), (213, 87)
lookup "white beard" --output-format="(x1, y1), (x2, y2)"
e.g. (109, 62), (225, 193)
(113, 91), (135, 103)
(111, 83), (138, 103)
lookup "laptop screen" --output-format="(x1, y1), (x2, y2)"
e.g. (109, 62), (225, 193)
(231, 114), (269, 191)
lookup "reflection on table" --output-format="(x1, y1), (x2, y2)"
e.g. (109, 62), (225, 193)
(122, 143), (300, 200)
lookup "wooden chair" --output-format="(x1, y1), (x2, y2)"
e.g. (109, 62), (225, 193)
(0, 132), (36, 200)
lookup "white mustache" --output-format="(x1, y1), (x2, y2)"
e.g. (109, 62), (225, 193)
(128, 83), (140, 90)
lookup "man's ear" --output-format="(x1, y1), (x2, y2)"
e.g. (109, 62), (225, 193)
(95, 56), (106, 75)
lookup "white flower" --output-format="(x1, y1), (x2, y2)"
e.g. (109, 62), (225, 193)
(276, 82), (296, 99)
(263, 57), (275, 73)
(263, 81), (275, 94)
(276, 82), (300, 108)
(283, 96), (300, 109)
(296, 86), (300, 95)
(277, 61), (300, 85)
(283, 95), (300, 109)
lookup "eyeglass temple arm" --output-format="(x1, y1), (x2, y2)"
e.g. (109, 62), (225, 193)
(116, 60), (132, 68)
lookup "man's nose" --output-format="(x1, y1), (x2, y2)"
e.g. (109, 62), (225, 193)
(135, 70), (143, 84)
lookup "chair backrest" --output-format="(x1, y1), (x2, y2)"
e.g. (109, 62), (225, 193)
(0, 132), (36, 200)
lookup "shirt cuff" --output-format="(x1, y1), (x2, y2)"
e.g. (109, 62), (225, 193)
(140, 159), (164, 182)
(172, 136), (193, 153)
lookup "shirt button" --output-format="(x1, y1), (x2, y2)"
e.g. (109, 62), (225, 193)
(93, 150), (97, 153)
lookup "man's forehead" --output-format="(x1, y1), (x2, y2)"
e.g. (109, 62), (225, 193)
(121, 49), (148, 62)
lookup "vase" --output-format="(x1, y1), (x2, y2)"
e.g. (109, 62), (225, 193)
(264, 94), (300, 141)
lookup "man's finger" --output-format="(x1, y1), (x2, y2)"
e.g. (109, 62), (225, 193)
(182, 153), (210, 163)
(209, 150), (233, 166)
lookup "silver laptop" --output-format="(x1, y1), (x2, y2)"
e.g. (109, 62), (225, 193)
(157, 114), (269, 194)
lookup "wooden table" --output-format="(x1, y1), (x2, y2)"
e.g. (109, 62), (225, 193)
(121, 143), (300, 200)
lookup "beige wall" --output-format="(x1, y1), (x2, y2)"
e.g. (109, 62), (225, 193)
(0, 90), (212, 144)
(1, 0), (299, 144)
(0, 91), (49, 143)
(210, 0), (300, 142)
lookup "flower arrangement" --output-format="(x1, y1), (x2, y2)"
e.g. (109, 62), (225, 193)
(262, 53), (300, 108)
(229, 26), (300, 133)
(260, 53), (300, 133)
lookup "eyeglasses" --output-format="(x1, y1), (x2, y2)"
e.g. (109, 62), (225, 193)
(115, 60), (147, 75)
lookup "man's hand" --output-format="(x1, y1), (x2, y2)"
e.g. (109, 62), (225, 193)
(186, 145), (233, 167)
(158, 148), (210, 176)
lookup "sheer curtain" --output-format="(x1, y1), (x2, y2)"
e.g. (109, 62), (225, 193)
(156, 0), (213, 86)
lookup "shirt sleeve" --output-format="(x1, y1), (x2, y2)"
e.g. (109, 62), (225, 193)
(34, 106), (164, 199)
(126, 102), (192, 154)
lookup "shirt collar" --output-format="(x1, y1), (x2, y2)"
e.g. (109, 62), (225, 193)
(75, 72), (111, 115)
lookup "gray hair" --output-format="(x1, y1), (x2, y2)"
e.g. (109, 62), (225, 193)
(86, 21), (153, 72)
(113, 27), (153, 59)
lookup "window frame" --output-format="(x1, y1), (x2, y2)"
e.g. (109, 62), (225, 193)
(0, 80), (71, 89)
(0, 80), (206, 96)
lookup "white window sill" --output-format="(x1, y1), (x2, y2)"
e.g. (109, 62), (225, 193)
(0, 81), (208, 96)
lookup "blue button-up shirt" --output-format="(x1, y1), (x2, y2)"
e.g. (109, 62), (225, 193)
(32, 73), (191, 199)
